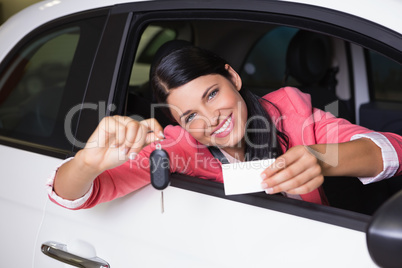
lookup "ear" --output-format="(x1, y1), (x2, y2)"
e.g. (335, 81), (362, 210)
(225, 64), (242, 91)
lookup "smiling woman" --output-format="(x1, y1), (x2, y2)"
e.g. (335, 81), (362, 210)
(47, 39), (402, 212)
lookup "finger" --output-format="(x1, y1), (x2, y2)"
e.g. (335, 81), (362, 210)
(124, 120), (141, 149)
(261, 146), (317, 180)
(129, 123), (148, 154)
(111, 116), (143, 149)
(261, 149), (302, 178)
(145, 131), (161, 145)
(261, 159), (309, 189)
(285, 175), (324, 195)
(140, 118), (165, 139)
(263, 165), (322, 194)
(93, 117), (119, 149)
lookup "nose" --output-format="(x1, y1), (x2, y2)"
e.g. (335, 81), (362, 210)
(209, 109), (220, 127)
(203, 108), (220, 127)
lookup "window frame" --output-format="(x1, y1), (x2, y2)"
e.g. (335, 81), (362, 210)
(105, 2), (402, 231)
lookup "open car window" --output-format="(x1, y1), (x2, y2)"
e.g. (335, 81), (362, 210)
(122, 13), (402, 221)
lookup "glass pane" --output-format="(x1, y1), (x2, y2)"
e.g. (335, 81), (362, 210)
(240, 26), (300, 92)
(0, 27), (79, 137)
(129, 26), (176, 87)
(368, 50), (402, 101)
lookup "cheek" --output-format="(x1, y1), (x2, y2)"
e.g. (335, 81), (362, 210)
(236, 98), (248, 124)
(185, 119), (207, 138)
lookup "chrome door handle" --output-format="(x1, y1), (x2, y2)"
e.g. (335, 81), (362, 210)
(41, 241), (110, 268)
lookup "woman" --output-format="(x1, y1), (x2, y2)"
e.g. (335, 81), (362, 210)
(48, 42), (401, 209)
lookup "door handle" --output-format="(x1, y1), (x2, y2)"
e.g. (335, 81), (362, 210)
(41, 241), (110, 268)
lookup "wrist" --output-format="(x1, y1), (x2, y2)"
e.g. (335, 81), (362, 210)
(306, 144), (337, 176)
(74, 149), (103, 177)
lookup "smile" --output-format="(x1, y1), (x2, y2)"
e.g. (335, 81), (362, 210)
(212, 114), (233, 137)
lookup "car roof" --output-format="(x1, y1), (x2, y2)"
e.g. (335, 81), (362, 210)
(0, 0), (401, 62)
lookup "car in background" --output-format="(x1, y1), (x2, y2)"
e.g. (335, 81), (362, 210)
(1, 0), (402, 267)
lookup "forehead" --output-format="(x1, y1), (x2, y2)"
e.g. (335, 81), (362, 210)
(166, 74), (223, 114)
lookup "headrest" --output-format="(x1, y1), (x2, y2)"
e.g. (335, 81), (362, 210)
(286, 30), (332, 85)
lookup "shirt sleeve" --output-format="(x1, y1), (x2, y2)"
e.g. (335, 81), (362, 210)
(46, 157), (93, 209)
(351, 132), (399, 184)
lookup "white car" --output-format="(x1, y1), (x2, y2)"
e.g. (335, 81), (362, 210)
(1, 0), (402, 267)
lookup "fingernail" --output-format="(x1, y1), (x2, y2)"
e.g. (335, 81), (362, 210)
(260, 173), (266, 179)
(265, 188), (274, 194)
(159, 131), (165, 139)
(120, 147), (128, 155)
(129, 152), (137, 160)
(261, 182), (268, 188)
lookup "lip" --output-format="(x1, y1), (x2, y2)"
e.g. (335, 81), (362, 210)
(211, 113), (234, 138)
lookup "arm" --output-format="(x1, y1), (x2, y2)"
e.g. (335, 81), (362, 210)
(260, 138), (382, 195)
(53, 116), (164, 201)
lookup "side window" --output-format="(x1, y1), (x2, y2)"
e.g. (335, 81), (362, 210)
(0, 27), (79, 136)
(127, 25), (177, 125)
(0, 15), (106, 153)
(367, 51), (402, 101)
(129, 26), (176, 88)
(240, 26), (300, 93)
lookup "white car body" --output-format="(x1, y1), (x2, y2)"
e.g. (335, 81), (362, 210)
(1, 0), (401, 267)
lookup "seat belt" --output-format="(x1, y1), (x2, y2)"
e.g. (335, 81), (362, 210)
(208, 146), (230, 164)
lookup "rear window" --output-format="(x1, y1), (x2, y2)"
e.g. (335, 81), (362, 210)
(0, 15), (106, 152)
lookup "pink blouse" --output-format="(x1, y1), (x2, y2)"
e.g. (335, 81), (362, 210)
(47, 87), (401, 209)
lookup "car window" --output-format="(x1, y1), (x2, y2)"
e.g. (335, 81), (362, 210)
(0, 15), (106, 153)
(122, 16), (402, 216)
(129, 25), (176, 87)
(367, 50), (402, 101)
(126, 24), (178, 125)
(240, 26), (300, 92)
(0, 27), (79, 136)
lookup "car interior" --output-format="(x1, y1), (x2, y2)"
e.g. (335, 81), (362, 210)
(126, 19), (402, 215)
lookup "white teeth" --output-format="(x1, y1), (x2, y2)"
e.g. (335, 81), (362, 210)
(214, 117), (231, 134)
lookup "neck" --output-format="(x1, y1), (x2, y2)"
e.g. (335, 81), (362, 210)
(221, 139), (246, 161)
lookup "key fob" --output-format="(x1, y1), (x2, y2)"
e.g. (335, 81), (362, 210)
(150, 149), (170, 190)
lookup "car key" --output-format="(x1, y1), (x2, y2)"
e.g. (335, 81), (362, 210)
(150, 143), (170, 213)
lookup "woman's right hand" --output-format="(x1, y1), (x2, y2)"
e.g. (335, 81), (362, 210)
(54, 116), (164, 201)
(78, 116), (165, 174)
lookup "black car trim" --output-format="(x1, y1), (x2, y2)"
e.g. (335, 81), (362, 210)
(73, 12), (133, 151)
(170, 173), (371, 232)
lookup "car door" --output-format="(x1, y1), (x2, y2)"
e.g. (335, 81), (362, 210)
(0, 1), (399, 267)
(0, 8), (109, 268)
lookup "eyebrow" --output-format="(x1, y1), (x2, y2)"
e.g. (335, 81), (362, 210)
(179, 84), (218, 119)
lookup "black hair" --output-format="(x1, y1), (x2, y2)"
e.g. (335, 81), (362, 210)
(151, 43), (289, 160)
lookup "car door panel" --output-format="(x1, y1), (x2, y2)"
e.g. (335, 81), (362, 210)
(0, 145), (61, 267)
(35, 184), (376, 267)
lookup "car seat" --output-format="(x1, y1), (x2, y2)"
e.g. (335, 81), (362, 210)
(284, 30), (354, 122)
(285, 30), (391, 214)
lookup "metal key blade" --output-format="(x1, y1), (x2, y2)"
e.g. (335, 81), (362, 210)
(161, 191), (164, 214)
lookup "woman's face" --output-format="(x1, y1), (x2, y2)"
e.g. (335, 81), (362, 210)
(167, 65), (248, 150)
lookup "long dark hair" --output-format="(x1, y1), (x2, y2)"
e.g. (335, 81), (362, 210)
(151, 42), (289, 160)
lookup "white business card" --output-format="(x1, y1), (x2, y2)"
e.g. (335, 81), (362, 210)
(222, 159), (275, 195)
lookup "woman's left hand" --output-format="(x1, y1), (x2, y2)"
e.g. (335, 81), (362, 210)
(260, 145), (324, 195)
